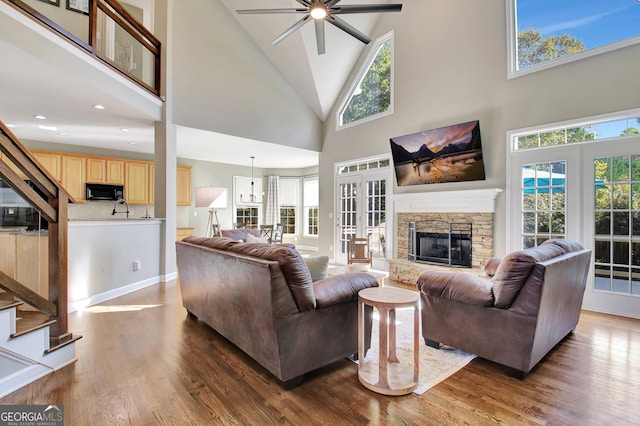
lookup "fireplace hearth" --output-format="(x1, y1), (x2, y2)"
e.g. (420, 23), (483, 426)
(408, 220), (472, 267)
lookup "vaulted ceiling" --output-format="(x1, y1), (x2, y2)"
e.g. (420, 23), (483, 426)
(0, 0), (392, 168)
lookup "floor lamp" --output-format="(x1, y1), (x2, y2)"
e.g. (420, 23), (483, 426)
(195, 187), (227, 237)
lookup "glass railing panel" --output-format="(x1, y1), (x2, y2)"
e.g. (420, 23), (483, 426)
(96, 2), (156, 90)
(0, 178), (48, 305)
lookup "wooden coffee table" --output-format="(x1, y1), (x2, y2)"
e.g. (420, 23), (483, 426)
(357, 287), (419, 395)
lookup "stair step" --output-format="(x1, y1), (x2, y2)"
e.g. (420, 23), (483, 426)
(45, 334), (83, 355)
(0, 299), (23, 312)
(12, 311), (56, 338)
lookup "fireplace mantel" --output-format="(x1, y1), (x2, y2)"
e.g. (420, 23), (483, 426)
(393, 188), (503, 213)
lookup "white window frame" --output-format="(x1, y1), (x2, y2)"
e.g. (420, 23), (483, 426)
(279, 177), (300, 236)
(506, 0), (640, 79)
(303, 175), (319, 238)
(336, 31), (394, 131)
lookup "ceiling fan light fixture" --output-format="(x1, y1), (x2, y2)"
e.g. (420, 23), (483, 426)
(310, 6), (327, 20)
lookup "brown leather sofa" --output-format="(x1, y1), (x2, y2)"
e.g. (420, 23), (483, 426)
(416, 239), (592, 377)
(176, 236), (379, 387)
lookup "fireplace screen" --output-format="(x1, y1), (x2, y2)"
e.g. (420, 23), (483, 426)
(409, 220), (472, 267)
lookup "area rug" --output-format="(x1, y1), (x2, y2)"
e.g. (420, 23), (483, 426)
(360, 308), (476, 395)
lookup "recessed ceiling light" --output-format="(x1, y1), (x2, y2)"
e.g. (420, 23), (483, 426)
(92, 104), (106, 110)
(120, 128), (130, 132)
(128, 142), (136, 145)
(6, 124), (15, 128)
(38, 125), (57, 131)
(33, 115), (46, 120)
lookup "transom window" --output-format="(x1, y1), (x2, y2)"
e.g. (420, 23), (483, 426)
(337, 32), (393, 129)
(508, 0), (640, 76)
(514, 115), (640, 151)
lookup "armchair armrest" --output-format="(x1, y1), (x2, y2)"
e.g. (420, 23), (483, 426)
(417, 270), (494, 307)
(313, 272), (379, 308)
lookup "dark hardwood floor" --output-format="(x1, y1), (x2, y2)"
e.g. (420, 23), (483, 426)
(1, 279), (639, 425)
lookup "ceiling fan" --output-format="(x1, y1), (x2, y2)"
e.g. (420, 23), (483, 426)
(236, 0), (402, 55)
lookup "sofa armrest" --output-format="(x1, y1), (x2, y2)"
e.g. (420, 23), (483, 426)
(313, 272), (379, 308)
(417, 270), (494, 307)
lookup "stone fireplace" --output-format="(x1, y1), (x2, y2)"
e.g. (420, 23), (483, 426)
(389, 188), (502, 284)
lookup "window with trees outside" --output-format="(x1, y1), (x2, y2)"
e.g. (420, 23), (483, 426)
(337, 32), (393, 128)
(280, 206), (296, 234)
(236, 207), (258, 228)
(509, 0), (640, 76)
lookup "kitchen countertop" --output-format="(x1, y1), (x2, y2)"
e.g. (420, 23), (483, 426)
(69, 219), (163, 226)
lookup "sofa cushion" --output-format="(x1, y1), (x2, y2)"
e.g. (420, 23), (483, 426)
(304, 256), (329, 281)
(492, 244), (565, 308)
(200, 236), (242, 250)
(221, 229), (261, 241)
(246, 233), (269, 244)
(541, 239), (583, 253)
(227, 243), (316, 311)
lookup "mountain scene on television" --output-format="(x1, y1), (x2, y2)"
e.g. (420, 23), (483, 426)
(390, 120), (486, 186)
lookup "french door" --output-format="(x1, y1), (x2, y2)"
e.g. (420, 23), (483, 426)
(509, 138), (640, 318)
(335, 169), (391, 267)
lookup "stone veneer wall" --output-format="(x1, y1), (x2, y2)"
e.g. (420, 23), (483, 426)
(389, 212), (494, 284)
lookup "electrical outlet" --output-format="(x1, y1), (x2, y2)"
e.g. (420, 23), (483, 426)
(133, 260), (142, 271)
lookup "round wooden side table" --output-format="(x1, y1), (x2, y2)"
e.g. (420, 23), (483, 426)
(357, 287), (419, 395)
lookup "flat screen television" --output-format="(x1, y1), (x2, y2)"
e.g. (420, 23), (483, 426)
(390, 120), (486, 186)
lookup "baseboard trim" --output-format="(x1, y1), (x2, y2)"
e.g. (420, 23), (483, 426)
(68, 276), (161, 313)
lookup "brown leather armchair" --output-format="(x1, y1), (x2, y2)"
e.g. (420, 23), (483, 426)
(417, 239), (591, 377)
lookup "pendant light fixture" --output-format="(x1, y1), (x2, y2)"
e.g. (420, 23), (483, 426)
(240, 156), (257, 203)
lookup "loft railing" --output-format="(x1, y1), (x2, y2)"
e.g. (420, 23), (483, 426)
(4, 0), (161, 96)
(0, 120), (74, 345)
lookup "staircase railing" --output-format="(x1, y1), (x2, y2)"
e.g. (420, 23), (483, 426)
(3, 0), (161, 96)
(0, 120), (73, 345)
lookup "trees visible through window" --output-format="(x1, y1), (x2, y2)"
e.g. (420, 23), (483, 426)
(307, 207), (319, 236)
(236, 207), (258, 228)
(511, 0), (640, 73)
(338, 33), (393, 127)
(280, 206), (296, 234)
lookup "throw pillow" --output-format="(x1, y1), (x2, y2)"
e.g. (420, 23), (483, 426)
(304, 256), (330, 282)
(246, 233), (269, 244)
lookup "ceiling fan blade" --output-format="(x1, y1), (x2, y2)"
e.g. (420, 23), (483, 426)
(331, 4), (403, 14)
(327, 16), (371, 44)
(272, 15), (312, 45)
(315, 20), (326, 55)
(237, 8), (307, 15)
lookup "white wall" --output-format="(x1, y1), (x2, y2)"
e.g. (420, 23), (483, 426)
(318, 0), (640, 258)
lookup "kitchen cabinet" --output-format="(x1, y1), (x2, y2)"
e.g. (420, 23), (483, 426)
(61, 155), (86, 202)
(1, 153), (26, 179)
(125, 161), (149, 205)
(177, 228), (194, 240)
(106, 160), (125, 184)
(33, 152), (61, 181)
(176, 165), (192, 206)
(0, 232), (16, 279)
(15, 233), (48, 304)
(148, 164), (155, 205)
(87, 158), (125, 185)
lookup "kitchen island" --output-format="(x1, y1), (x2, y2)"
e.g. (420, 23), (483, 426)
(68, 219), (163, 312)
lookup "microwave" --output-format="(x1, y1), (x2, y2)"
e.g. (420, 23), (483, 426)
(86, 183), (124, 201)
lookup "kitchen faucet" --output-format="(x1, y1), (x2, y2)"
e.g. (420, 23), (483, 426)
(112, 198), (130, 218)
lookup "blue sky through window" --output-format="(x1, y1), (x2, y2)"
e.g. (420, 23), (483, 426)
(516, 0), (640, 49)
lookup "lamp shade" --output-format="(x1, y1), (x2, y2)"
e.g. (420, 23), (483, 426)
(195, 187), (227, 209)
